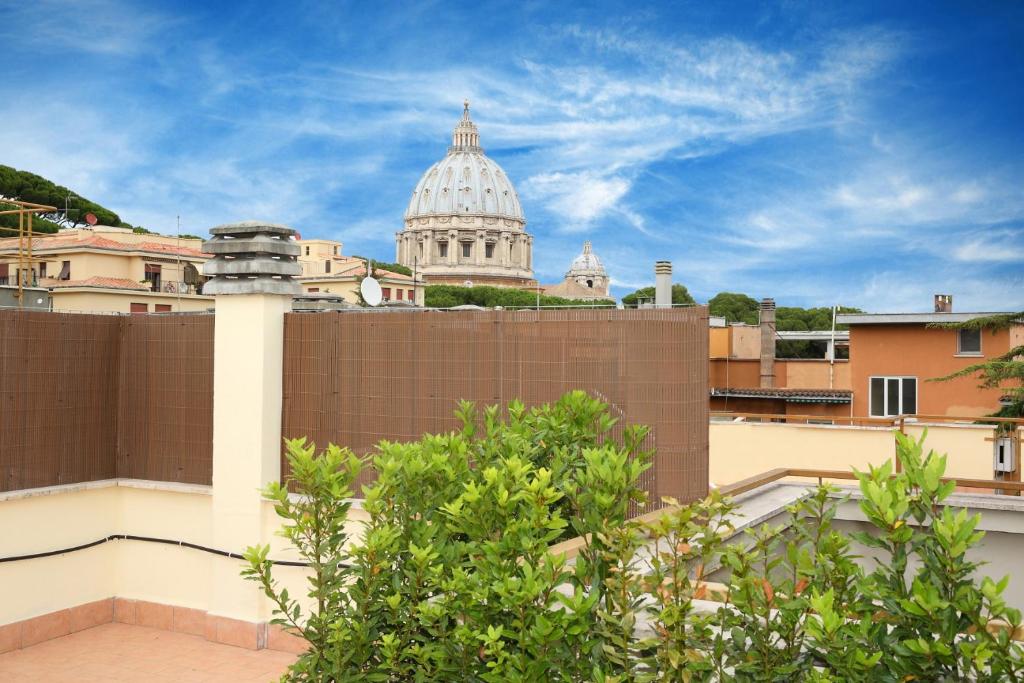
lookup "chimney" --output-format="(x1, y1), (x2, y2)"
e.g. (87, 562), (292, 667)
(759, 298), (776, 388)
(934, 294), (953, 313)
(655, 261), (672, 308)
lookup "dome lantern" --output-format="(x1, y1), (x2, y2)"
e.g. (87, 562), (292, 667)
(450, 99), (482, 153)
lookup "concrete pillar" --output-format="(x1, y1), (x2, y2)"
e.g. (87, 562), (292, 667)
(202, 221), (301, 628)
(759, 297), (776, 388)
(655, 261), (672, 308)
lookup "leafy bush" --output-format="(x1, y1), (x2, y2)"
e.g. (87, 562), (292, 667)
(246, 399), (1023, 681)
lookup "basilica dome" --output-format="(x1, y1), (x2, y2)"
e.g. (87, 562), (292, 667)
(405, 153), (524, 220)
(395, 101), (534, 288)
(568, 241), (606, 275)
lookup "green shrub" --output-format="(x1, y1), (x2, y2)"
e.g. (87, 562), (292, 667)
(245, 391), (650, 680)
(245, 400), (1024, 681)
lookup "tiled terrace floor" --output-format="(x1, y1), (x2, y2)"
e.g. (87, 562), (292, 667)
(0, 622), (296, 682)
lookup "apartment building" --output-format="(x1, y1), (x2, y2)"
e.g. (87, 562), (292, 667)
(0, 226), (213, 313)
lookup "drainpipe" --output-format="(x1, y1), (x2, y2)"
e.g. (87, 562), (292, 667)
(759, 297), (776, 388)
(655, 261), (672, 308)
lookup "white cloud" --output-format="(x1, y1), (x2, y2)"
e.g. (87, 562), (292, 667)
(847, 271), (1024, 313)
(521, 172), (632, 231)
(951, 231), (1024, 263)
(0, 0), (178, 56)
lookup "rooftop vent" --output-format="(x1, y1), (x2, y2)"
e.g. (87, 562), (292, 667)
(202, 221), (302, 295)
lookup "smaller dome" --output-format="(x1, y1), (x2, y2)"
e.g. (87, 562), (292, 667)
(568, 241), (606, 275)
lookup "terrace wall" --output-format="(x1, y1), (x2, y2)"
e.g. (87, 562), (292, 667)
(709, 420), (1012, 486)
(0, 310), (214, 492)
(281, 307), (710, 503)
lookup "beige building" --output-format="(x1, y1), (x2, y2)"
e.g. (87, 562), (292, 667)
(0, 226), (213, 313)
(395, 101), (535, 288)
(297, 237), (419, 305)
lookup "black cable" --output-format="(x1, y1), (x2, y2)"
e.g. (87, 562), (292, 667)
(0, 533), (320, 567)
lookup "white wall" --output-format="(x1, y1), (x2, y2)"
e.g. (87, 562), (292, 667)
(0, 480), (370, 625)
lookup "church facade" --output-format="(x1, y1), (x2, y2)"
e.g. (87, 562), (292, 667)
(395, 102), (535, 287)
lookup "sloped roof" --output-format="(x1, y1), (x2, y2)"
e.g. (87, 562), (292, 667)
(542, 279), (608, 300)
(302, 257), (413, 283)
(710, 387), (853, 404)
(50, 276), (149, 291)
(0, 233), (207, 258)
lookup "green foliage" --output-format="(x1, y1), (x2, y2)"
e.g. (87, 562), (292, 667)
(0, 212), (63, 236)
(247, 403), (1023, 681)
(928, 312), (1024, 417)
(246, 391), (650, 681)
(708, 291), (761, 324)
(708, 292), (862, 358)
(0, 164), (121, 229)
(621, 284), (696, 308)
(352, 256), (413, 277)
(425, 284), (614, 309)
(833, 431), (1024, 681)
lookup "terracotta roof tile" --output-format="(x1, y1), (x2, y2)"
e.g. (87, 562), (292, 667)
(0, 233), (207, 258)
(710, 387), (853, 403)
(50, 276), (150, 291)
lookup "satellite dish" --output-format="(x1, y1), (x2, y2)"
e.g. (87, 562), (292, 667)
(360, 277), (383, 307)
(85, 213), (98, 225)
(463, 280), (473, 287)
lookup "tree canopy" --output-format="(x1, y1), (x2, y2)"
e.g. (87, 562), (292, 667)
(707, 291), (760, 324)
(0, 164), (124, 235)
(425, 284), (613, 309)
(352, 256), (413, 277)
(621, 284), (696, 308)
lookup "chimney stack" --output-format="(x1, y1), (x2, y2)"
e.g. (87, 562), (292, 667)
(655, 261), (672, 308)
(759, 297), (776, 388)
(934, 294), (953, 313)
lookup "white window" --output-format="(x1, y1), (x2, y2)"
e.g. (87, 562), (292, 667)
(869, 376), (917, 417)
(957, 328), (982, 355)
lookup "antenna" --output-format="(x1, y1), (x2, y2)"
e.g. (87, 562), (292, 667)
(176, 214), (182, 312)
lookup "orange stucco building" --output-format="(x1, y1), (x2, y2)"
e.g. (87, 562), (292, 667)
(709, 300), (854, 418)
(839, 311), (1023, 418)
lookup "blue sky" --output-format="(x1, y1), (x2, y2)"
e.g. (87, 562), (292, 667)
(2, 0), (1022, 311)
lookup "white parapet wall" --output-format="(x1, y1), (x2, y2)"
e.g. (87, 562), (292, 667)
(710, 420), (1011, 487)
(0, 479), (367, 628)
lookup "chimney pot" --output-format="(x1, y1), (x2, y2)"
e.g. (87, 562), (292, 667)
(934, 294), (953, 313)
(759, 297), (776, 388)
(654, 261), (672, 307)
